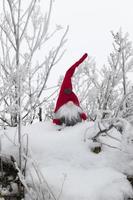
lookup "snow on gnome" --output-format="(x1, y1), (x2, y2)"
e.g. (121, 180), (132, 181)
(53, 53), (88, 126)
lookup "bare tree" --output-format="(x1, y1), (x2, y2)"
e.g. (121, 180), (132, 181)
(0, 0), (68, 127)
(0, 0), (68, 178)
(110, 29), (133, 96)
(70, 29), (133, 121)
(93, 29), (133, 120)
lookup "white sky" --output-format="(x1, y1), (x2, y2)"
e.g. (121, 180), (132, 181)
(1, 0), (133, 84)
(45, 0), (133, 84)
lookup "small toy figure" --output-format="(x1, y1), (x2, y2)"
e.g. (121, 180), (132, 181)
(53, 53), (88, 126)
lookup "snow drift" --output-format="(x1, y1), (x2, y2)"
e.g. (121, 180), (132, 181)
(0, 121), (133, 200)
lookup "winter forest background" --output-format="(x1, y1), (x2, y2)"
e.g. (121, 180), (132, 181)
(1, 0), (133, 199)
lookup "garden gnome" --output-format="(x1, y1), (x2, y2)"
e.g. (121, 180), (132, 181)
(53, 53), (88, 126)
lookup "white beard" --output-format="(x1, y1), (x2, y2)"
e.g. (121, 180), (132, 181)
(55, 101), (82, 126)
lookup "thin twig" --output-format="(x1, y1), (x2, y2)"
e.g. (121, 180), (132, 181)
(57, 174), (67, 200)
(0, 24), (16, 50)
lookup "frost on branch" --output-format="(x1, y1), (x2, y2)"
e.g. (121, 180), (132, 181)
(0, 0), (68, 127)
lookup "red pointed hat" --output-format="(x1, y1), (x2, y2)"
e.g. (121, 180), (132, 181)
(54, 53), (88, 113)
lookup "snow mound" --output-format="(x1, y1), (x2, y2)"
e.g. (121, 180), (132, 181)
(0, 121), (133, 200)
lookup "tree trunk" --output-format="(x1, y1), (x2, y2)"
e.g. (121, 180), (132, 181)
(38, 107), (42, 122)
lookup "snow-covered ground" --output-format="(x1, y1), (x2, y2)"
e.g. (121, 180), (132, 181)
(1, 121), (133, 200)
